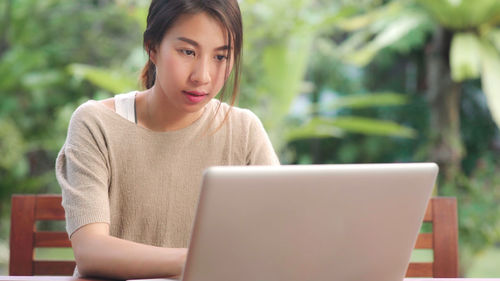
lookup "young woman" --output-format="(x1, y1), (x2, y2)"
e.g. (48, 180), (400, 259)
(55, 0), (279, 279)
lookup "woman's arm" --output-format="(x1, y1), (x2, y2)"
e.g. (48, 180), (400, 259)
(71, 223), (187, 280)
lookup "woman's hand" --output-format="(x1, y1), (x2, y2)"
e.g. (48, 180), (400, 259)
(165, 247), (188, 278)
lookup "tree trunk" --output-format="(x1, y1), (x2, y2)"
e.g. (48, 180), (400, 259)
(0, 0), (13, 55)
(311, 89), (322, 164)
(426, 27), (463, 183)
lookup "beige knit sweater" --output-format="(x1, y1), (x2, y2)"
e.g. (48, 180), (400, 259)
(55, 98), (279, 248)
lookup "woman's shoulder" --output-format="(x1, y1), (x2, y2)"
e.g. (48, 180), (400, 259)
(211, 99), (261, 125)
(98, 97), (115, 111)
(68, 99), (120, 131)
(72, 99), (103, 114)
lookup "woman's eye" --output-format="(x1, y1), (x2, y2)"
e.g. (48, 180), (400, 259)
(181, 49), (195, 56)
(215, 55), (228, 61)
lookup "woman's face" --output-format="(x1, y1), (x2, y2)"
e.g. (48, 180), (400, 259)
(151, 12), (233, 114)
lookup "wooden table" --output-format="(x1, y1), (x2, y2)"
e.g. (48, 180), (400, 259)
(0, 278), (174, 281)
(0, 276), (500, 281)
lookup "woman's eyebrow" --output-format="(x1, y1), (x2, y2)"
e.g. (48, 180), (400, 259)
(177, 37), (231, 51)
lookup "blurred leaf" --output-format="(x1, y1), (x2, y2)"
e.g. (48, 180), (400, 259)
(321, 92), (408, 112)
(286, 118), (345, 141)
(313, 6), (358, 32)
(343, 12), (425, 66)
(128, 4), (148, 30)
(489, 29), (500, 51)
(336, 1), (402, 31)
(450, 32), (481, 82)
(68, 64), (138, 94)
(387, 14), (434, 54)
(287, 116), (416, 141)
(0, 118), (28, 177)
(336, 29), (372, 55)
(0, 48), (46, 91)
(417, 0), (500, 30)
(479, 40), (500, 128)
(262, 34), (313, 113)
(239, 0), (368, 151)
(330, 116), (417, 138)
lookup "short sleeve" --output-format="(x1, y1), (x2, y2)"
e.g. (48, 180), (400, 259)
(245, 110), (280, 165)
(55, 103), (111, 237)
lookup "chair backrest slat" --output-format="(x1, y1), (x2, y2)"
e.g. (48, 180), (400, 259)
(413, 232), (433, 249)
(10, 194), (75, 276)
(33, 261), (76, 276)
(34, 195), (66, 220)
(34, 231), (72, 247)
(406, 262), (433, 277)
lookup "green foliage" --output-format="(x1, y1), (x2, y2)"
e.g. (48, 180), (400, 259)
(0, 0), (142, 217)
(287, 116), (416, 141)
(336, 0), (500, 130)
(466, 247), (500, 277)
(440, 160), (500, 269)
(239, 0), (354, 150)
(287, 91), (417, 141)
(490, 29), (500, 50)
(450, 33), (482, 81)
(479, 39), (500, 130)
(0, 119), (27, 175)
(0, 119), (29, 201)
(449, 29), (500, 128)
(62, 2), (149, 97)
(288, 35), (430, 163)
(68, 64), (139, 94)
(335, 2), (433, 66)
(416, 0), (500, 30)
(319, 92), (409, 111)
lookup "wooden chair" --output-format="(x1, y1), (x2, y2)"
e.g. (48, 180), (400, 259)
(405, 197), (459, 277)
(9, 195), (457, 277)
(9, 194), (75, 276)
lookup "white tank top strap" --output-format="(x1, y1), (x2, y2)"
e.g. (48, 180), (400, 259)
(114, 91), (137, 123)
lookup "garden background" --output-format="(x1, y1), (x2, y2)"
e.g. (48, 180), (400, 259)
(0, 0), (499, 276)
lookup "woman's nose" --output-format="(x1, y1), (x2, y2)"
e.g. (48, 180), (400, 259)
(190, 58), (211, 85)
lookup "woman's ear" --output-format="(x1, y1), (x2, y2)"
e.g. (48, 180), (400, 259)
(150, 50), (158, 65)
(146, 44), (158, 65)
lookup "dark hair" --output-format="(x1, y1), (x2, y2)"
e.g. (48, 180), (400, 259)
(140, 0), (243, 115)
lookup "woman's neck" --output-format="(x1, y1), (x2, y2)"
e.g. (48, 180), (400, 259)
(137, 87), (205, 132)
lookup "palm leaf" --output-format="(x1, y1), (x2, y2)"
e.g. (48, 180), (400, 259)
(489, 29), (500, 51)
(336, 1), (403, 32)
(417, 0), (500, 29)
(286, 118), (345, 141)
(330, 116), (417, 138)
(286, 116), (416, 141)
(343, 11), (426, 66)
(479, 40), (500, 128)
(320, 92), (408, 112)
(450, 32), (481, 82)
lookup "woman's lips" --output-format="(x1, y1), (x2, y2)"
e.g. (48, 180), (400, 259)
(183, 91), (208, 103)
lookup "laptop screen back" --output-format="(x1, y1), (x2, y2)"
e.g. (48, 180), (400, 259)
(182, 163), (438, 281)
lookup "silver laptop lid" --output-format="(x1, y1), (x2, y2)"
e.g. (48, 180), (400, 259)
(182, 163), (438, 281)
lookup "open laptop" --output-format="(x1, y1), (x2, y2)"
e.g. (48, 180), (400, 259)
(181, 163), (438, 281)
